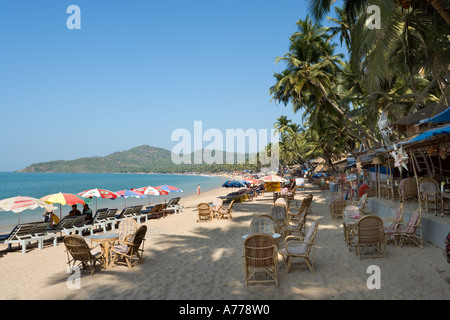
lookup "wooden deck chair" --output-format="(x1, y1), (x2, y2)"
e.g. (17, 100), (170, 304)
(279, 220), (318, 273)
(142, 203), (166, 219)
(216, 199), (235, 219)
(63, 234), (103, 276)
(112, 225), (147, 270)
(351, 215), (387, 259)
(211, 198), (223, 218)
(197, 203), (213, 222)
(243, 233), (279, 286)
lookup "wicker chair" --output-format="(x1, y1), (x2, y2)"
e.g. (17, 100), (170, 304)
(270, 204), (287, 234)
(383, 203), (404, 234)
(111, 225), (147, 269)
(290, 194), (312, 221)
(279, 220), (318, 273)
(398, 177), (418, 202)
(384, 208), (423, 248)
(211, 198), (223, 218)
(216, 199), (235, 219)
(197, 203), (212, 222)
(116, 218), (137, 243)
(283, 206), (308, 238)
(352, 193), (368, 215)
(243, 233), (279, 286)
(63, 235), (104, 276)
(250, 215), (276, 236)
(331, 199), (347, 219)
(351, 215), (386, 259)
(418, 177), (442, 215)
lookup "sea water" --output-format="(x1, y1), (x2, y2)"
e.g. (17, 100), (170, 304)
(0, 172), (228, 233)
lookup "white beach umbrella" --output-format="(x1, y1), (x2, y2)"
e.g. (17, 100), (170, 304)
(0, 196), (57, 224)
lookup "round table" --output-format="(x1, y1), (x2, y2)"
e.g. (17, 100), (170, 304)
(242, 233), (281, 241)
(88, 232), (120, 269)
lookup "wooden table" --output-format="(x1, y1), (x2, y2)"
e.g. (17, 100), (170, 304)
(88, 232), (119, 269)
(242, 233), (281, 241)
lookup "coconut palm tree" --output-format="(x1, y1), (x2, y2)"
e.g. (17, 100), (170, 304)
(308, 0), (450, 25)
(270, 17), (380, 145)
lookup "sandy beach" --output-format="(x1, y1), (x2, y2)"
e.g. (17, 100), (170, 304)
(0, 181), (449, 301)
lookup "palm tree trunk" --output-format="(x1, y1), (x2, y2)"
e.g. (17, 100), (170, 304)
(427, 0), (450, 25)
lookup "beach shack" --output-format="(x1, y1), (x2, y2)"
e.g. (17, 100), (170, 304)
(360, 106), (450, 249)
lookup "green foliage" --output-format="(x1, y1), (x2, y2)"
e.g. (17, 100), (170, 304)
(18, 145), (260, 174)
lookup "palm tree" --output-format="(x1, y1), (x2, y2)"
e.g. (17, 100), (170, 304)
(270, 17), (380, 145)
(327, 6), (353, 52)
(308, 0), (450, 25)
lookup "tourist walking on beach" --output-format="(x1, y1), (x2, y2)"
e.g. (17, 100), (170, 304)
(197, 184), (201, 196)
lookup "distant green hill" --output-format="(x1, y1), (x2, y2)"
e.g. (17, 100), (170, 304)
(17, 145), (260, 173)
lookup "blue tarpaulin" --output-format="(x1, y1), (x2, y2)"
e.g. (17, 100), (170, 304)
(408, 123), (450, 144)
(419, 106), (450, 124)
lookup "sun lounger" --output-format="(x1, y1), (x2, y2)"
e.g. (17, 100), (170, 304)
(31, 221), (58, 250)
(91, 210), (110, 233)
(47, 216), (77, 235)
(0, 222), (57, 254)
(114, 207), (130, 220)
(167, 197), (184, 213)
(70, 215), (92, 235)
(121, 205), (147, 224)
(104, 208), (119, 229)
(141, 203), (166, 219)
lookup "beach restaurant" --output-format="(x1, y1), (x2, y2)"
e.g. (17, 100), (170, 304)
(353, 106), (450, 249)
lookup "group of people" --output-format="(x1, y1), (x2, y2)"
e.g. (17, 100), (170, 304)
(43, 203), (94, 225)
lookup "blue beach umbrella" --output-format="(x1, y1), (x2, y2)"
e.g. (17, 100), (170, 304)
(115, 189), (146, 208)
(222, 180), (248, 188)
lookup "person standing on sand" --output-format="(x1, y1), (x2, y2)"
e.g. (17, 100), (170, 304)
(197, 184), (201, 196)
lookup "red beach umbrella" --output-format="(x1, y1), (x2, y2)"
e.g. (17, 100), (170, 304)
(77, 188), (118, 211)
(133, 186), (168, 196)
(244, 178), (260, 185)
(132, 186), (168, 205)
(156, 185), (183, 193)
(41, 192), (85, 219)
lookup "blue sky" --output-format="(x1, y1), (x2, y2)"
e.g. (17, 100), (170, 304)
(0, 0), (346, 172)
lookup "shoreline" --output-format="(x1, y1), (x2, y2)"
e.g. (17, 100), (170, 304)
(0, 172), (234, 235)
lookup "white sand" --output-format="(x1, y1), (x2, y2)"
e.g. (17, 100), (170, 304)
(0, 182), (449, 300)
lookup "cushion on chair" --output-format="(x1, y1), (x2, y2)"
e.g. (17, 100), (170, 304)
(113, 245), (129, 254)
(304, 222), (316, 243)
(280, 245), (307, 256)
